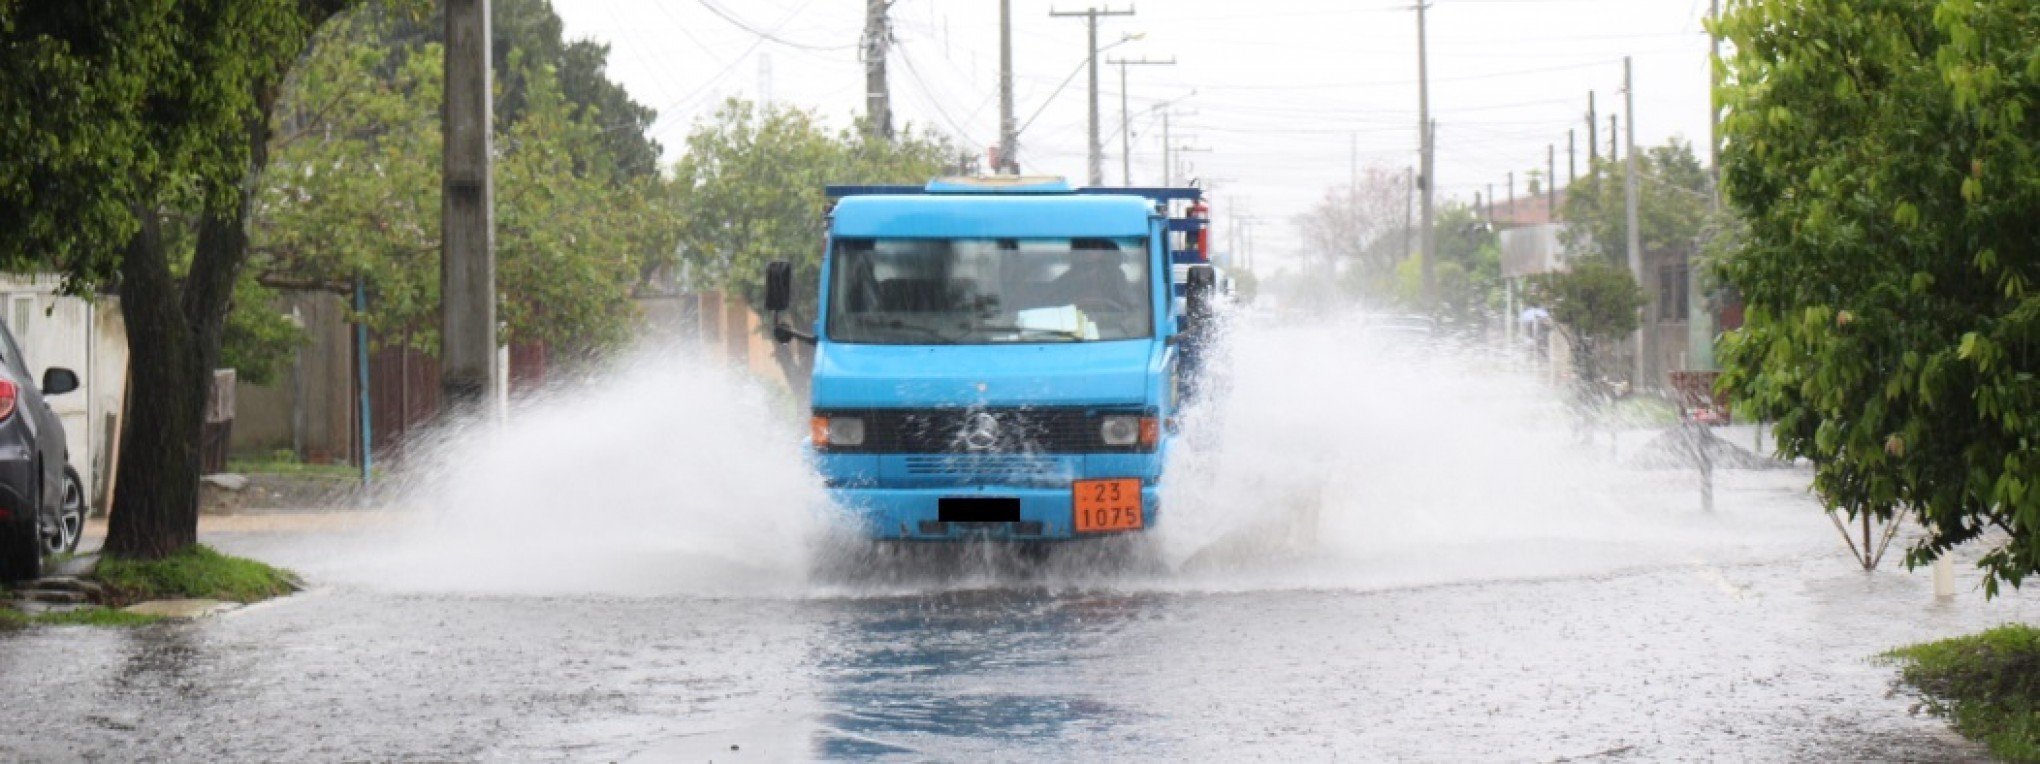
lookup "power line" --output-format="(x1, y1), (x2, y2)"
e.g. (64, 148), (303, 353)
(695, 0), (855, 51)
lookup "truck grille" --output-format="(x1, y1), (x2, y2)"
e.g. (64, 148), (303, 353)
(903, 454), (1068, 476)
(815, 406), (1153, 454)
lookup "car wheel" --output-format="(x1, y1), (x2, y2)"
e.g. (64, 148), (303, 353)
(41, 468), (85, 556)
(1, 514), (42, 583)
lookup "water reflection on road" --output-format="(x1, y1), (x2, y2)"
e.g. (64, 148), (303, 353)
(1, 535), (2025, 761)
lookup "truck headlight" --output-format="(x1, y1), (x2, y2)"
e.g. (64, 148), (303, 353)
(1102, 415), (1156, 447)
(811, 415), (865, 447)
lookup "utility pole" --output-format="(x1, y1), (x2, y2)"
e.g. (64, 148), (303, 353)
(441, 0), (498, 417)
(1415, 1), (1436, 303)
(1609, 114), (1618, 163)
(1568, 129), (1577, 185)
(1624, 56), (1648, 387)
(1051, 5), (1135, 186)
(1691, 0), (1724, 370)
(1485, 182), (1495, 225)
(998, 0), (1017, 173)
(1587, 91), (1598, 165)
(1109, 55), (1174, 185)
(862, 0), (894, 140)
(1547, 144), (1556, 214)
(1507, 170), (1515, 220)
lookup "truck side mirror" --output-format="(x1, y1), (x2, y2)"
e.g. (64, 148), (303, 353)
(1184, 265), (1217, 327)
(763, 260), (793, 313)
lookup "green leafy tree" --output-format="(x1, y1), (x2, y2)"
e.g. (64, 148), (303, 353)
(1560, 138), (1712, 265)
(1391, 202), (1500, 326)
(252, 5), (667, 363)
(0, 0), (358, 559)
(1716, 0), (2040, 592)
(670, 100), (955, 321)
(1526, 259), (1646, 396)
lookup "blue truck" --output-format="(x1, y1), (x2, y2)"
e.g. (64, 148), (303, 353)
(762, 176), (1217, 543)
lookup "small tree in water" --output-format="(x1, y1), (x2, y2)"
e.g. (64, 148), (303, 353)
(1525, 260), (1646, 415)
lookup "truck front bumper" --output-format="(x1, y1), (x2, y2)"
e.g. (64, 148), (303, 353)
(828, 483), (1160, 541)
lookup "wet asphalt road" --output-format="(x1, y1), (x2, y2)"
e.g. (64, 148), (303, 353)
(2, 489), (2032, 762)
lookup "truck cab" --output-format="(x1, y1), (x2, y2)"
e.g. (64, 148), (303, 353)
(765, 177), (1215, 542)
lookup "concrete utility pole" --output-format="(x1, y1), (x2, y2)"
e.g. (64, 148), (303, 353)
(1109, 55), (1174, 185)
(1568, 128), (1577, 185)
(1051, 5), (1135, 186)
(1415, 1), (1436, 303)
(1691, 0), (1723, 370)
(998, 0), (1018, 173)
(1609, 114), (1618, 163)
(862, 0), (894, 140)
(1587, 91), (1598, 165)
(1624, 56), (1648, 387)
(441, 0), (498, 417)
(1547, 144), (1556, 214)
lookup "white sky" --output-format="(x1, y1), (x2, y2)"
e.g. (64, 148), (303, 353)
(552, 0), (1716, 270)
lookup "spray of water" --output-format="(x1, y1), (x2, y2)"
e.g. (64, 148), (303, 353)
(305, 348), (842, 597)
(291, 307), (1822, 598)
(1154, 309), (1824, 592)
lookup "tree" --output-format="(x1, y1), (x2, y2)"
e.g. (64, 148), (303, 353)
(251, 5), (668, 362)
(668, 101), (955, 395)
(1293, 166), (1410, 303)
(1525, 259), (1646, 398)
(1560, 138), (1712, 266)
(1715, 0), (2040, 592)
(0, 0), (357, 558)
(670, 100), (955, 321)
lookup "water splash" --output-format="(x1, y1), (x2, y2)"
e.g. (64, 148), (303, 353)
(304, 348), (843, 597)
(1154, 309), (1825, 592)
(280, 308), (1823, 598)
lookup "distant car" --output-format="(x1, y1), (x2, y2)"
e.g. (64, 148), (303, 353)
(1358, 314), (1439, 345)
(0, 320), (84, 582)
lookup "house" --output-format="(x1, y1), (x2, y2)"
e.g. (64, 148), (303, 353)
(1488, 189), (1697, 390)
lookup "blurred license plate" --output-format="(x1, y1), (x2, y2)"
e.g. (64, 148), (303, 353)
(1072, 479), (1143, 533)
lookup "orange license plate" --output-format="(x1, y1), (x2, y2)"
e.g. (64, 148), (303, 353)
(1073, 479), (1143, 533)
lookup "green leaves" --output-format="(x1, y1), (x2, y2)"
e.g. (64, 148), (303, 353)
(1523, 259), (1646, 346)
(1718, 0), (2040, 593)
(668, 99), (957, 322)
(249, 4), (669, 359)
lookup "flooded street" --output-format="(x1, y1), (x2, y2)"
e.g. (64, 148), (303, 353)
(5, 318), (2033, 761)
(0, 501), (2029, 761)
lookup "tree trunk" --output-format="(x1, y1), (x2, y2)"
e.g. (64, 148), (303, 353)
(103, 89), (276, 560)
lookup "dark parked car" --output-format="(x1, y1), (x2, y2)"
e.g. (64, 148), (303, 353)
(0, 320), (85, 582)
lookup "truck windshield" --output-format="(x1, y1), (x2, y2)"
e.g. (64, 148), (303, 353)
(827, 237), (1152, 344)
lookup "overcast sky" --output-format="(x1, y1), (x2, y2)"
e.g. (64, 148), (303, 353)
(552, 0), (1716, 270)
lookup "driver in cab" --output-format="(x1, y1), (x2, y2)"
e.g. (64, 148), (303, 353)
(1047, 239), (1140, 314)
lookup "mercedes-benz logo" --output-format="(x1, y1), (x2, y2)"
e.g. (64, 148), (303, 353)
(960, 412), (1001, 451)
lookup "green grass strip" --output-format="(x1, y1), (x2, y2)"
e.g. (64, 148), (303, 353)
(1888, 624), (2040, 762)
(95, 544), (299, 604)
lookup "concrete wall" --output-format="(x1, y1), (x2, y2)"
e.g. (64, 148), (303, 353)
(0, 276), (128, 507)
(228, 290), (353, 463)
